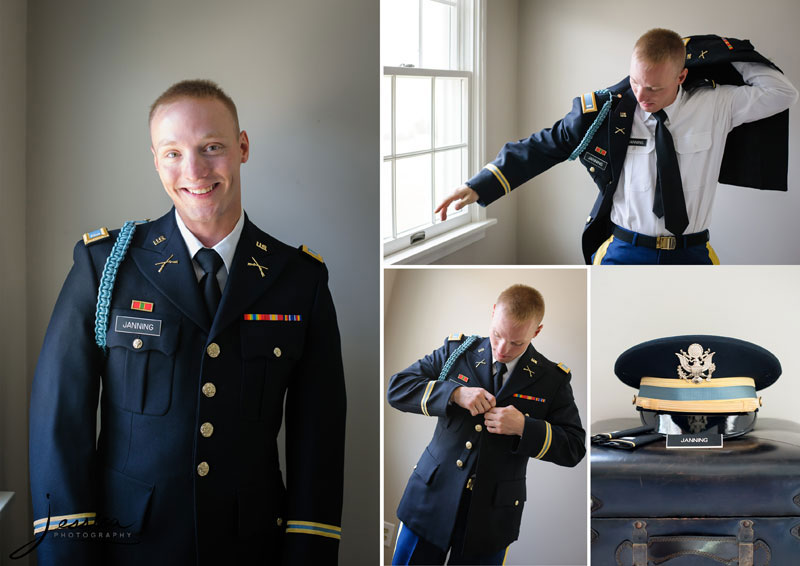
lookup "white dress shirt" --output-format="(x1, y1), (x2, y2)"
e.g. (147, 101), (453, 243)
(611, 62), (798, 236)
(494, 352), (522, 390)
(174, 209), (245, 292)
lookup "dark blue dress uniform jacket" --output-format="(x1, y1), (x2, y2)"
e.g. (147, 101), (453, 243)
(387, 335), (585, 556)
(465, 35), (791, 264)
(29, 210), (346, 565)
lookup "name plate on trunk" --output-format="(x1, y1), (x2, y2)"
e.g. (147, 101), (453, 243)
(666, 433), (723, 449)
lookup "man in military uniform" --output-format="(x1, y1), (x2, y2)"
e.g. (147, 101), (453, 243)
(436, 29), (798, 264)
(388, 284), (585, 564)
(28, 80), (346, 565)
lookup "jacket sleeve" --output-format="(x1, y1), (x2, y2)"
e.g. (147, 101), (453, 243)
(29, 241), (103, 565)
(465, 97), (590, 206)
(387, 338), (464, 418)
(728, 62), (798, 128)
(282, 263), (347, 566)
(512, 369), (586, 467)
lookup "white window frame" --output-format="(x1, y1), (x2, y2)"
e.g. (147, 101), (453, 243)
(382, 0), (495, 264)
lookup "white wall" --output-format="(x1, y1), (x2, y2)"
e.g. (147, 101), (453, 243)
(435, 0), (520, 265)
(0, 0), (28, 563)
(514, 0), (800, 264)
(384, 268), (588, 565)
(591, 266), (800, 427)
(18, 0), (378, 564)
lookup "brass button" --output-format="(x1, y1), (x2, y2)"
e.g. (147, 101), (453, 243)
(207, 343), (220, 358)
(277, 517), (283, 527)
(465, 441), (472, 450)
(413, 464), (417, 470)
(514, 500), (519, 506)
(456, 459), (463, 468)
(200, 422), (214, 438)
(273, 347), (282, 358)
(132, 338), (143, 349)
(202, 382), (216, 398)
(197, 462), (209, 476)
(525, 413), (530, 417)
(589, 166), (596, 173)
(474, 424), (482, 432)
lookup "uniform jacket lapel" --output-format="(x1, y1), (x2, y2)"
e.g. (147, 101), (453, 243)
(462, 337), (493, 392)
(608, 84), (637, 191)
(496, 343), (540, 401)
(209, 215), (291, 338)
(128, 210), (210, 331)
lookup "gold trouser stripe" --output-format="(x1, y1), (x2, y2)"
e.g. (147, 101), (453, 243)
(706, 242), (720, 265)
(485, 163), (511, 195)
(285, 527), (341, 540)
(593, 236), (614, 265)
(534, 421), (552, 459)
(636, 397), (760, 413)
(641, 377), (756, 389)
(502, 546), (510, 564)
(420, 381), (436, 416)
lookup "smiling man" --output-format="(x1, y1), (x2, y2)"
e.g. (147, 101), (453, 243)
(436, 29), (798, 264)
(387, 284), (585, 565)
(29, 80), (346, 565)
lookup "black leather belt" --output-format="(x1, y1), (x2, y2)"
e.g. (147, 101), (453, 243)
(612, 226), (709, 250)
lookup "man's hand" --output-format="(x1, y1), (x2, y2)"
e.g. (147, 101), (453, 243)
(484, 405), (525, 436)
(451, 387), (496, 416)
(434, 185), (479, 221)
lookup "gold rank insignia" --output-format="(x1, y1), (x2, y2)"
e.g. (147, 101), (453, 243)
(301, 245), (324, 263)
(83, 227), (110, 245)
(557, 362), (570, 373)
(448, 333), (464, 341)
(581, 91), (598, 114)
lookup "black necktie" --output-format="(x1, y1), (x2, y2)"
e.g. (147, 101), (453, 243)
(493, 362), (507, 395)
(652, 109), (689, 235)
(195, 248), (224, 319)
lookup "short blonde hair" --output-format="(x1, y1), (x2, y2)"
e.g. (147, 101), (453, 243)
(496, 284), (545, 323)
(149, 79), (239, 131)
(633, 28), (686, 70)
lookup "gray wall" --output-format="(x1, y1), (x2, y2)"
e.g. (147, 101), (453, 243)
(6, 0), (378, 564)
(384, 268), (588, 565)
(0, 0), (28, 563)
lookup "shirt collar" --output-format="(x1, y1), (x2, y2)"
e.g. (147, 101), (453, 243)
(174, 209), (245, 273)
(494, 348), (526, 378)
(641, 86), (684, 123)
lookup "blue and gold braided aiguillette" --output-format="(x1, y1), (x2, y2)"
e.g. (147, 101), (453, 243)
(285, 520), (341, 540)
(438, 335), (480, 381)
(568, 89), (615, 161)
(94, 221), (137, 349)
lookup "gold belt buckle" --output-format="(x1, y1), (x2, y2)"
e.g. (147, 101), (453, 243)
(656, 236), (676, 250)
(466, 477), (475, 491)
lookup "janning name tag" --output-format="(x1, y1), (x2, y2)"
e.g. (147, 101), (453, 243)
(114, 316), (162, 336)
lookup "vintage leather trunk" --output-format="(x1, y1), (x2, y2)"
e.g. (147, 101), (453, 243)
(591, 417), (800, 565)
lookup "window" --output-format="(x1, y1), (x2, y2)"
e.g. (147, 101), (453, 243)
(381, 0), (491, 262)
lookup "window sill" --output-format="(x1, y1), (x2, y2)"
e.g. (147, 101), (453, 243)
(384, 218), (497, 265)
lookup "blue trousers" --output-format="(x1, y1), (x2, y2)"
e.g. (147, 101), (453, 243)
(392, 488), (509, 565)
(592, 233), (720, 265)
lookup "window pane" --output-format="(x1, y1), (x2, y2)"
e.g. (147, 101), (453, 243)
(381, 160), (393, 240)
(421, 0), (457, 70)
(434, 148), (467, 223)
(435, 77), (466, 147)
(380, 0), (419, 67)
(395, 76), (432, 155)
(381, 75), (392, 158)
(395, 154), (432, 234)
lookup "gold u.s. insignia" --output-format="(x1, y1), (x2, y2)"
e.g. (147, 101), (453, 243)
(530, 358), (538, 365)
(256, 241), (268, 252)
(620, 112), (627, 118)
(152, 235), (166, 246)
